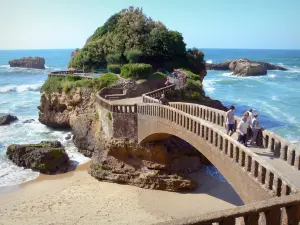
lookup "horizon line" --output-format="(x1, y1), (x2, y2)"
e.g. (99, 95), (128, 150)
(0, 47), (300, 51)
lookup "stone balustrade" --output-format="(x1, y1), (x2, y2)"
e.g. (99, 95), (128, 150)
(156, 192), (300, 225)
(93, 83), (300, 224)
(170, 102), (300, 170)
(137, 103), (297, 197)
(96, 88), (137, 113)
(48, 71), (94, 79)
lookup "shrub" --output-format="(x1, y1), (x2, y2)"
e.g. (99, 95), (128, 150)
(148, 72), (167, 80)
(66, 75), (82, 82)
(97, 73), (119, 89)
(106, 53), (122, 64)
(41, 77), (64, 94)
(125, 49), (142, 63)
(41, 73), (119, 94)
(120, 63), (152, 79)
(107, 64), (121, 74)
(180, 69), (201, 81)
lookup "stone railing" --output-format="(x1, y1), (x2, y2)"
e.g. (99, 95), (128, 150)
(155, 192), (300, 225)
(48, 71), (94, 80)
(170, 102), (300, 170)
(142, 84), (176, 103)
(49, 70), (84, 75)
(95, 87), (137, 113)
(137, 103), (297, 197)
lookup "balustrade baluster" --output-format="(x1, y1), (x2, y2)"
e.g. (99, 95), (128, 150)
(265, 171), (274, 190)
(287, 149), (296, 166)
(258, 165), (266, 185)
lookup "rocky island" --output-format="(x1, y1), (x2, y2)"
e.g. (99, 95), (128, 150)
(206, 58), (287, 76)
(37, 7), (225, 192)
(9, 57), (45, 69)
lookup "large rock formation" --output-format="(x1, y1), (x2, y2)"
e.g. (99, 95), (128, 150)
(0, 114), (18, 126)
(206, 58), (287, 76)
(38, 76), (225, 191)
(9, 57), (45, 69)
(229, 59), (267, 76)
(6, 141), (69, 174)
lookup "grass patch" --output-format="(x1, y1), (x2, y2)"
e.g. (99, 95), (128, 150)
(148, 72), (166, 80)
(41, 73), (119, 94)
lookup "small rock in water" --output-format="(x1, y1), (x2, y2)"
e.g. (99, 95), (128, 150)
(65, 133), (72, 140)
(0, 114), (18, 126)
(6, 141), (69, 174)
(23, 119), (35, 124)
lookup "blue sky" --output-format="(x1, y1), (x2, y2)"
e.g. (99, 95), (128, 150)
(1, 0), (300, 50)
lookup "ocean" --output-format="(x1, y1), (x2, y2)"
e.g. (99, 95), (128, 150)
(0, 49), (299, 187)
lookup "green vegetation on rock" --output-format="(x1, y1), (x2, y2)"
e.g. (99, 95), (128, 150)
(120, 63), (152, 79)
(148, 72), (167, 80)
(68, 6), (205, 74)
(41, 73), (119, 94)
(107, 64), (121, 74)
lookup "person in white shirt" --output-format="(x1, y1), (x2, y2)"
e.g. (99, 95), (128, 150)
(226, 105), (235, 136)
(246, 108), (253, 141)
(250, 113), (263, 145)
(237, 112), (249, 147)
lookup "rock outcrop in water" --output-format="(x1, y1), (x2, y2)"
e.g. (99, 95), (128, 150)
(6, 141), (69, 174)
(9, 57), (45, 69)
(38, 75), (225, 191)
(0, 114), (18, 126)
(206, 58), (287, 76)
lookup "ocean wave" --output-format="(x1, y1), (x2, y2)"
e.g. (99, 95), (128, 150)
(268, 74), (277, 78)
(0, 65), (10, 68)
(0, 84), (42, 93)
(206, 60), (213, 64)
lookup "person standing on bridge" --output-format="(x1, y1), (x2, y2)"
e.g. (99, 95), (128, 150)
(250, 113), (263, 146)
(246, 108), (253, 142)
(226, 105), (235, 136)
(237, 112), (249, 147)
(158, 94), (169, 106)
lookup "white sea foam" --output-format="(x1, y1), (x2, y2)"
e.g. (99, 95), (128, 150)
(0, 65), (10, 68)
(0, 120), (90, 187)
(0, 84), (42, 93)
(268, 74), (276, 78)
(206, 60), (213, 64)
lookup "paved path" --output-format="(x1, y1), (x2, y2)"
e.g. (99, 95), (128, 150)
(110, 96), (143, 105)
(188, 113), (300, 189)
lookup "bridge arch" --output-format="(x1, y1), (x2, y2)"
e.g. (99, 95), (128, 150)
(137, 103), (295, 203)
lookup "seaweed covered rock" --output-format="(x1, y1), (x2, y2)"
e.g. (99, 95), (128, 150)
(6, 141), (69, 174)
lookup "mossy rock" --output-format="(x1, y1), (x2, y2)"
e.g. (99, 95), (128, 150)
(6, 141), (69, 174)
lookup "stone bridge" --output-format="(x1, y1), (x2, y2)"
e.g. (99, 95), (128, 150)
(95, 83), (300, 225)
(48, 73), (300, 224)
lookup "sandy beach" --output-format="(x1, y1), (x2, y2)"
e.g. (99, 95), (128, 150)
(0, 163), (243, 225)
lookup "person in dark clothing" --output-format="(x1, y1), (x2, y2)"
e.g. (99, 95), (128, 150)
(158, 94), (169, 105)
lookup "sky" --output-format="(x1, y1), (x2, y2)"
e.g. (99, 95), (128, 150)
(1, 0), (300, 50)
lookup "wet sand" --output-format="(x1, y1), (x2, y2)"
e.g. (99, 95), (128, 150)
(0, 163), (243, 225)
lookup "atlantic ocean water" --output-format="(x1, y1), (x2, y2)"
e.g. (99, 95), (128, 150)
(0, 49), (299, 187)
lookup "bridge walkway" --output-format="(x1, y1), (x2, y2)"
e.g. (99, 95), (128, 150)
(184, 111), (300, 189)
